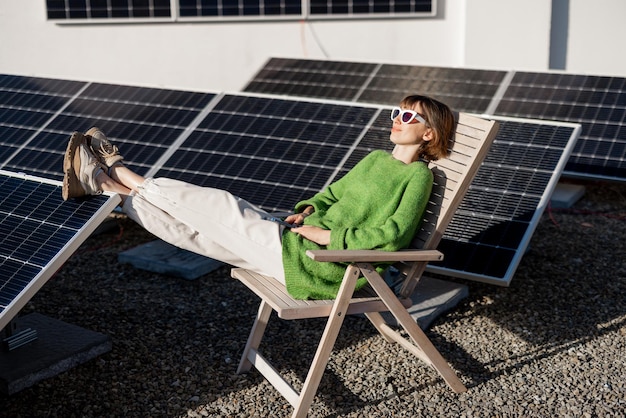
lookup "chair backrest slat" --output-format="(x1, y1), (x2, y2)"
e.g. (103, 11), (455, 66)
(398, 113), (499, 297)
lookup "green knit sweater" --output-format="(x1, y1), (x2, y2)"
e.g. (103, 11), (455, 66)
(281, 150), (433, 300)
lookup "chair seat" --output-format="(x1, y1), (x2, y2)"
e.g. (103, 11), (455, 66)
(231, 268), (412, 320)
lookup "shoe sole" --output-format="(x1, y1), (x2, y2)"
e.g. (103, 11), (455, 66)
(84, 126), (123, 168)
(62, 132), (85, 201)
(84, 127), (103, 166)
(84, 127), (99, 138)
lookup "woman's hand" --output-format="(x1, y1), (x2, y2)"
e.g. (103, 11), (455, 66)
(284, 206), (330, 245)
(284, 212), (307, 226)
(284, 206), (314, 227)
(292, 225), (331, 246)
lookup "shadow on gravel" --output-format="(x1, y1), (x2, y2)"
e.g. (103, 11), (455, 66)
(439, 181), (626, 386)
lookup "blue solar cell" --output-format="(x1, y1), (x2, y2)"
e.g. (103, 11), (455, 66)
(0, 172), (120, 329)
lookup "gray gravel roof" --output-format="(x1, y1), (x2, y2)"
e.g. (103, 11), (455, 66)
(2, 181), (625, 417)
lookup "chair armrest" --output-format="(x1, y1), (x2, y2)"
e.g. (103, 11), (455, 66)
(305, 249), (443, 263)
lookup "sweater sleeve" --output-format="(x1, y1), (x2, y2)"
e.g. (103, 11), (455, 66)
(328, 165), (433, 252)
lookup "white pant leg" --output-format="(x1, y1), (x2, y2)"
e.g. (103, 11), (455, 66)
(121, 177), (286, 283)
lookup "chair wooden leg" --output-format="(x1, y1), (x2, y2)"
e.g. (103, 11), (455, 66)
(238, 299), (273, 374)
(364, 311), (395, 343)
(290, 264), (361, 418)
(358, 263), (467, 393)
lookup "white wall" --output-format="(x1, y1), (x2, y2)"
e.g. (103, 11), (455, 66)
(464, 0), (552, 71)
(567, 0), (626, 76)
(0, 2), (466, 91)
(0, 0), (624, 92)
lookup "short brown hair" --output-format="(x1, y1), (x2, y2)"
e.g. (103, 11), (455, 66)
(400, 95), (455, 161)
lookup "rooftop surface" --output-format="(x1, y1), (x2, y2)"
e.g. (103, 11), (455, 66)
(1, 179), (624, 417)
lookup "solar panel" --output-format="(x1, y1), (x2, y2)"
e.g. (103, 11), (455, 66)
(0, 74), (86, 177)
(244, 57), (508, 113)
(492, 71), (626, 181)
(245, 57), (626, 182)
(178, 0), (303, 17)
(308, 0), (434, 16)
(46, 0), (171, 20)
(359, 64), (506, 113)
(0, 170), (120, 331)
(427, 116), (581, 285)
(244, 58), (381, 102)
(0, 74), (216, 180)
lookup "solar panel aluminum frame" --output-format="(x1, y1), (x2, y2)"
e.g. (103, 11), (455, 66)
(0, 170), (121, 331)
(51, 16), (174, 25)
(425, 115), (582, 286)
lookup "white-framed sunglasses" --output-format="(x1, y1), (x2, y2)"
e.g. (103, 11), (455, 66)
(390, 107), (427, 125)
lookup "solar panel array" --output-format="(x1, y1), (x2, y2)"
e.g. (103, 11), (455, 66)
(0, 70), (580, 309)
(47, 0), (434, 21)
(0, 170), (120, 331)
(0, 74), (216, 181)
(244, 57), (626, 182)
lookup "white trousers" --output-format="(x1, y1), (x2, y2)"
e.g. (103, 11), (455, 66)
(122, 178), (286, 284)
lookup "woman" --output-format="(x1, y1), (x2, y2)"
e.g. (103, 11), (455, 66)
(62, 95), (454, 300)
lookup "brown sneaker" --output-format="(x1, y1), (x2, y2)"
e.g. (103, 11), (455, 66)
(62, 132), (104, 200)
(85, 127), (124, 168)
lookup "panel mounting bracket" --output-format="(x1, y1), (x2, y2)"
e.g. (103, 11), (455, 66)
(1, 318), (38, 352)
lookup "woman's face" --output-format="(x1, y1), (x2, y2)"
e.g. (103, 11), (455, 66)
(389, 102), (432, 146)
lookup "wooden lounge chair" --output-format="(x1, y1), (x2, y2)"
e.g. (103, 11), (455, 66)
(231, 113), (499, 417)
